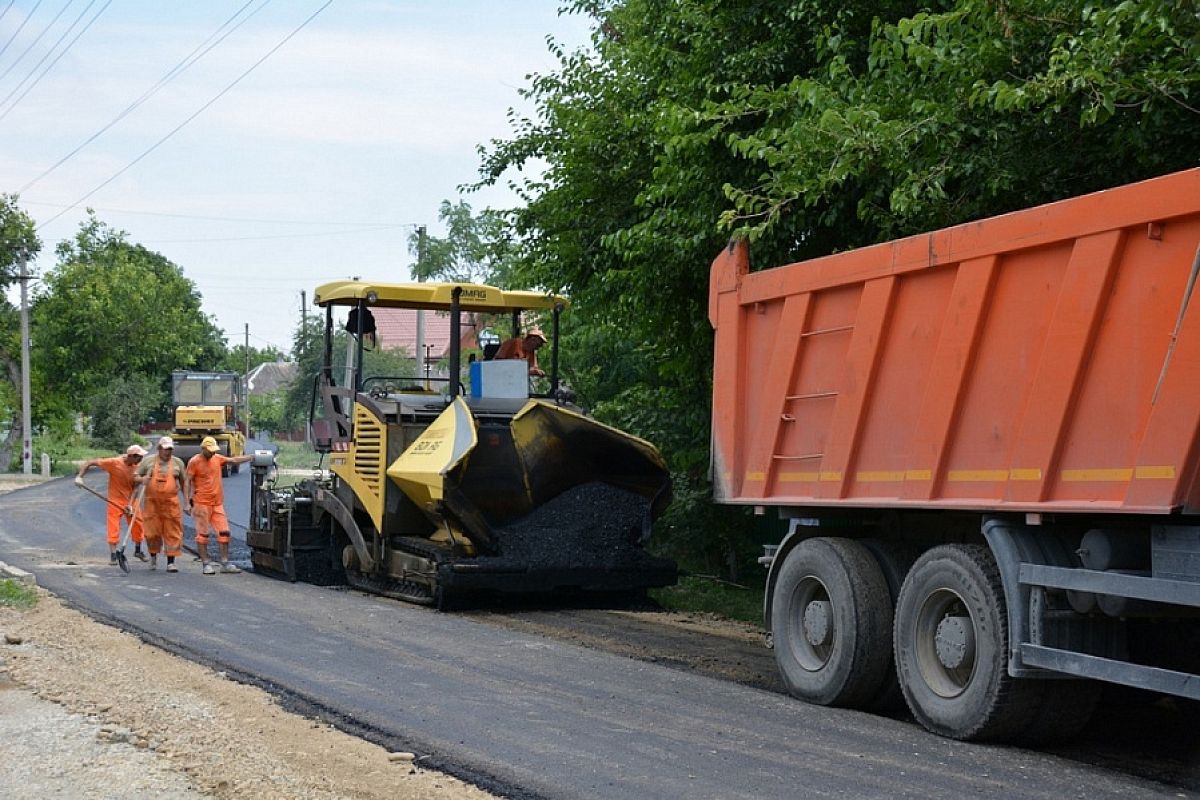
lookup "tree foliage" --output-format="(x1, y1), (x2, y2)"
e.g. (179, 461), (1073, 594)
(283, 314), (418, 437)
(407, 200), (516, 285)
(249, 390), (289, 436)
(708, 0), (1200, 245)
(217, 343), (286, 376)
(477, 0), (1200, 576)
(0, 196), (40, 468)
(0, 195), (40, 282)
(34, 216), (226, 412)
(88, 374), (162, 449)
(284, 314), (325, 433)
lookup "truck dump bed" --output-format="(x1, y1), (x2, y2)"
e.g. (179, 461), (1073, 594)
(709, 169), (1200, 515)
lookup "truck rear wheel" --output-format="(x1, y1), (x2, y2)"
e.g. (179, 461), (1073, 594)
(1016, 679), (1100, 744)
(770, 537), (892, 707)
(860, 539), (920, 713)
(894, 544), (1040, 741)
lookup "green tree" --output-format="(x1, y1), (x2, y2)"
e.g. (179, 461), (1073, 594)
(216, 343), (285, 376)
(0, 195), (41, 469)
(407, 200), (516, 285)
(710, 0), (1200, 245)
(477, 0), (1200, 578)
(88, 374), (162, 449)
(282, 313), (418, 437)
(34, 215), (226, 423)
(283, 314), (324, 436)
(249, 390), (288, 436)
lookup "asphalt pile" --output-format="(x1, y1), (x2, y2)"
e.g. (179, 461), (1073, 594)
(487, 481), (665, 570)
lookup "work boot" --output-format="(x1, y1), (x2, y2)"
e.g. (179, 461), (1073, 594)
(166, 562), (178, 573)
(109, 551), (118, 564)
(148, 554), (158, 570)
(219, 562), (241, 574)
(202, 563), (216, 575)
(133, 548), (148, 562)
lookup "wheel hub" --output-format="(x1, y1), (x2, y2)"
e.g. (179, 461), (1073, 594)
(934, 615), (974, 670)
(803, 600), (832, 647)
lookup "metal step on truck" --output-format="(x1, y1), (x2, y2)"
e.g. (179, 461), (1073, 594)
(708, 168), (1200, 742)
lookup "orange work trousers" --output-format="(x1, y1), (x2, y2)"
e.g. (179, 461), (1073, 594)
(192, 503), (230, 546)
(142, 500), (183, 558)
(105, 503), (145, 547)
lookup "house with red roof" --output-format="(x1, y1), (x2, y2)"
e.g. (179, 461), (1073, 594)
(371, 308), (487, 373)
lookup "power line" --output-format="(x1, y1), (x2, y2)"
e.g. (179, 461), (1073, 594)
(20, 198), (418, 228)
(35, 0), (334, 232)
(18, 0), (268, 193)
(0, 0), (46, 64)
(0, 0), (73, 86)
(143, 223), (408, 244)
(0, 1), (16, 28)
(0, 0), (108, 123)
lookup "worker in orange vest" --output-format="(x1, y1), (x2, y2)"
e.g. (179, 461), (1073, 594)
(495, 326), (546, 376)
(134, 436), (191, 572)
(75, 444), (149, 564)
(186, 436), (253, 575)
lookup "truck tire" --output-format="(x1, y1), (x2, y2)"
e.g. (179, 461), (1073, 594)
(1016, 679), (1100, 745)
(894, 544), (1041, 741)
(860, 539), (921, 713)
(770, 537), (892, 708)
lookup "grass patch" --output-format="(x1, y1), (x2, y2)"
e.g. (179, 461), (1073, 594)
(0, 579), (37, 609)
(270, 440), (325, 471)
(269, 472), (320, 489)
(650, 574), (764, 625)
(21, 430), (122, 476)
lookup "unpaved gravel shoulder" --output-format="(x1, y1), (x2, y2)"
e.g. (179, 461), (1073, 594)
(0, 590), (492, 800)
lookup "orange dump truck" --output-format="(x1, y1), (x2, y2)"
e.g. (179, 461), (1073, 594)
(709, 168), (1200, 743)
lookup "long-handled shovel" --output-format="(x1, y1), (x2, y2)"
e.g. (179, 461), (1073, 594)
(76, 480), (141, 573)
(115, 486), (147, 574)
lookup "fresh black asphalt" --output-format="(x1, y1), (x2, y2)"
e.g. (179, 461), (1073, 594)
(0, 457), (1191, 799)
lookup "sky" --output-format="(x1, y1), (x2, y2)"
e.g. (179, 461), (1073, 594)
(0, 0), (591, 356)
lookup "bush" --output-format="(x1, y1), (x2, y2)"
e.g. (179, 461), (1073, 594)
(16, 429), (109, 475)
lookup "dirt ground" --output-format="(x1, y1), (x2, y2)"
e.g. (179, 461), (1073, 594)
(0, 590), (494, 800)
(0, 578), (773, 800)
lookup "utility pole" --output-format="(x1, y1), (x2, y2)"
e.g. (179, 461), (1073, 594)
(300, 289), (307, 354)
(18, 248), (31, 475)
(415, 225), (426, 379)
(300, 290), (308, 445)
(243, 323), (251, 439)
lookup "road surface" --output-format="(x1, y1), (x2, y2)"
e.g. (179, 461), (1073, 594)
(0, 467), (1192, 800)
